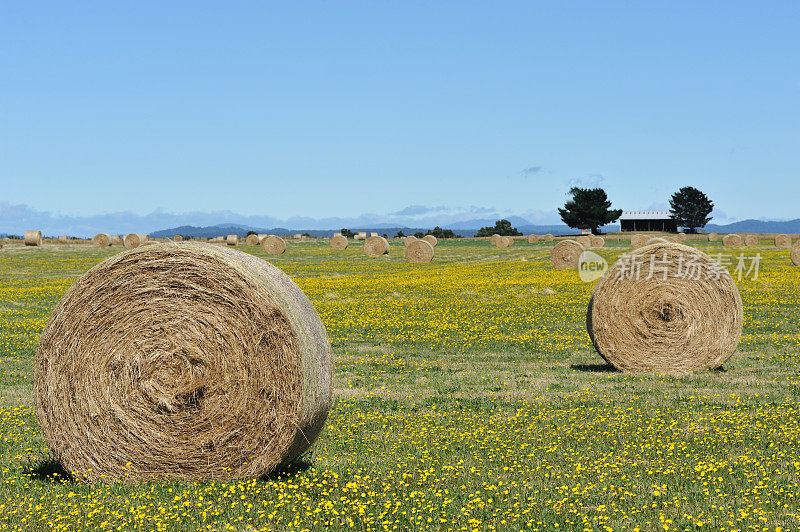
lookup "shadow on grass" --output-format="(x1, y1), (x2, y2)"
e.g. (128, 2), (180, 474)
(570, 363), (618, 373)
(260, 458), (313, 482)
(27, 459), (75, 483)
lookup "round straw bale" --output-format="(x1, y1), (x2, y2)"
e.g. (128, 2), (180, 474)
(24, 230), (43, 246)
(245, 234), (260, 246)
(527, 235), (538, 244)
(173, 235), (184, 243)
(576, 235), (592, 249)
(791, 242), (800, 267)
(92, 233), (111, 247)
(743, 234), (758, 247)
(261, 235), (286, 255)
(330, 235), (348, 250)
(490, 234), (503, 247)
(591, 236), (605, 248)
(550, 239), (584, 270)
(405, 239), (434, 263)
(423, 235), (437, 247)
(404, 235), (417, 245)
(675, 233), (688, 242)
(124, 234), (147, 249)
(503, 236), (514, 247)
(57, 236), (69, 244)
(774, 234), (792, 248)
(722, 234), (743, 247)
(630, 234), (649, 249)
(34, 242), (332, 481)
(587, 241), (743, 374)
(111, 235), (124, 245)
(364, 235), (389, 256)
(226, 235), (238, 246)
(707, 233), (719, 242)
(542, 234), (554, 242)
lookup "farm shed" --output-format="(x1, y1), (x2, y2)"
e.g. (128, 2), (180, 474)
(619, 211), (678, 232)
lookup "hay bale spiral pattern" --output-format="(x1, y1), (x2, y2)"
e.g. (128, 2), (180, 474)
(364, 236), (389, 256)
(405, 239), (434, 263)
(330, 235), (348, 250)
(591, 236), (605, 248)
(423, 235), (437, 247)
(24, 230), (43, 246)
(261, 236), (287, 255)
(245, 234), (260, 246)
(722, 234), (743, 247)
(92, 233), (111, 247)
(550, 239), (584, 270)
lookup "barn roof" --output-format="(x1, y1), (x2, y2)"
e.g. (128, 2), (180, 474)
(619, 210), (674, 221)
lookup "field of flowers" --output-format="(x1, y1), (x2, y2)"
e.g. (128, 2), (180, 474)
(1, 238), (799, 531)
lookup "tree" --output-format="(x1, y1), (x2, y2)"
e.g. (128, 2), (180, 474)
(427, 226), (460, 239)
(246, 230), (258, 236)
(396, 230), (405, 238)
(340, 228), (355, 238)
(558, 187), (622, 235)
(475, 219), (522, 238)
(669, 186), (713, 233)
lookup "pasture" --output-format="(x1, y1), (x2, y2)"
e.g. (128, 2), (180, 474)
(0, 238), (798, 531)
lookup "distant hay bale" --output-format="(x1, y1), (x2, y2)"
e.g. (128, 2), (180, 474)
(57, 236), (69, 244)
(743, 234), (758, 246)
(111, 235), (124, 245)
(261, 236), (286, 255)
(124, 234), (148, 249)
(646, 237), (671, 246)
(24, 230), (43, 247)
(364, 235), (389, 256)
(576, 235), (592, 249)
(92, 233), (112, 247)
(707, 233), (719, 242)
(490, 234), (503, 247)
(550, 239), (584, 270)
(330, 235), (348, 250)
(630, 235), (650, 249)
(774, 234), (792, 248)
(405, 239), (434, 263)
(423, 235), (438, 247)
(403, 235), (417, 245)
(34, 242), (332, 481)
(587, 241), (743, 374)
(722, 234), (743, 247)
(500, 236), (514, 248)
(542, 234), (554, 242)
(792, 243), (800, 267)
(245, 234), (260, 246)
(675, 233), (688, 242)
(591, 236), (605, 248)
(527, 235), (538, 243)
(173, 235), (184, 243)
(226, 235), (239, 246)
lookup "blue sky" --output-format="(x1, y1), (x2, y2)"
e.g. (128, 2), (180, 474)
(1, 1), (798, 234)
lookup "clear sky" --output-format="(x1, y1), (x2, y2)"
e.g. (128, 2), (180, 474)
(1, 1), (798, 229)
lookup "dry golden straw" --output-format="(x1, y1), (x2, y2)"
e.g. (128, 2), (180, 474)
(646, 237), (671, 246)
(403, 235), (417, 245)
(423, 235), (438, 247)
(774, 234), (792, 248)
(124, 234), (148, 249)
(550, 239), (584, 270)
(675, 233), (688, 242)
(92, 233), (112, 247)
(591, 236), (605, 248)
(707, 233), (719, 242)
(722, 234), (743, 247)
(364, 235), (389, 256)
(743, 234), (758, 247)
(330, 235), (348, 250)
(57, 236), (69, 244)
(405, 239), (434, 263)
(503, 236), (515, 247)
(261, 236), (287, 255)
(173, 235), (184, 243)
(489, 234), (503, 247)
(542, 234), (554, 242)
(576, 235), (591, 249)
(587, 241), (743, 374)
(245, 234), (260, 246)
(111, 235), (124, 245)
(630, 235), (649, 249)
(34, 242), (332, 482)
(24, 230), (42, 247)
(226, 235), (239, 246)
(792, 243), (800, 267)
(527, 235), (538, 243)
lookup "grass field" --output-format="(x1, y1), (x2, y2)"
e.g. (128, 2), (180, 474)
(1, 238), (799, 531)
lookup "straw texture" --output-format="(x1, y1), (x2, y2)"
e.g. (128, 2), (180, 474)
(34, 242), (332, 481)
(792, 243), (800, 267)
(24, 230), (42, 247)
(124, 234), (148, 249)
(489, 234), (503, 247)
(364, 236), (389, 256)
(261, 236), (287, 255)
(774, 234), (792, 248)
(405, 239), (434, 263)
(527, 235), (538, 243)
(587, 242), (743, 375)
(542, 234), (554, 242)
(550, 239), (584, 270)
(722, 234), (744, 247)
(245, 234), (260, 246)
(576, 236), (591, 249)
(92, 233), (111, 247)
(330, 235), (348, 250)
(707, 233), (719, 242)
(403, 235), (417, 245)
(743, 234), (758, 247)
(591, 236), (605, 248)
(423, 235), (438, 247)
(630, 235), (649, 249)
(226, 235), (239, 246)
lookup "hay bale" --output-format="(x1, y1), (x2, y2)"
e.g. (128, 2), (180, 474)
(527, 235), (539, 244)
(261, 235), (286, 255)
(675, 233), (688, 242)
(587, 241), (743, 374)
(576, 235), (592, 249)
(722, 234), (744, 247)
(124, 234), (148, 249)
(774, 234), (792, 248)
(591, 236), (605, 248)
(542, 234), (554, 242)
(173, 235), (184, 243)
(226, 235), (239, 246)
(743, 234), (758, 247)
(110, 235), (123, 245)
(24, 230), (42, 246)
(550, 239), (584, 270)
(92, 233), (112, 247)
(646, 237), (671, 246)
(364, 235), (389, 256)
(707, 233), (719, 242)
(245, 234), (260, 246)
(403, 235), (417, 245)
(57, 236), (69, 244)
(501, 236), (514, 248)
(405, 239), (434, 263)
(489, 234), (503, 247)
(330, 235), (348, 250)
(630, 235), (649, 249)
(791, 243), (800, 267)
(34, 242), (332, 481)
(423, 235), (438, 247)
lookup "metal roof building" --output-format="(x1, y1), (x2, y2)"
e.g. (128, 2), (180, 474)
(619, 211), (678, 232)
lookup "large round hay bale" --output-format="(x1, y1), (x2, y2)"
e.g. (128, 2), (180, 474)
(550, 239), (584, 270)
(364, 235), (389, 256)
(403, 235), (417, 245)
(587, 241), (743, 374)
(490, 234), (503, 247)
(226, 235), (239, 246)
(172, 235), (184, 243)
(743, 234), (758, 247)
(24, 230), (42, 246)
(111, 235), (124, 245)
(261, 236), (286, 255)
(542, 234), (554, 242)
(245, 234), (260, 246)
(707, 233), (719, 242)
(124, 234), (147, 249)
(34, 243), (332, 481)
(774, 234), (792, 248)
(330, 235), (348, 250)
(503, 236), (514, 247)
(527, 235), (539, 244)
(591, 236), (605, 248)
(792, 243), (800, 267)
(630, 234), (649, 249)
(92, 233), (111, 247)
(722, 234), (743, 247)
(57, 236), (69, 244)
(422, 235), (437, 247)
(405, 239), (434, 263)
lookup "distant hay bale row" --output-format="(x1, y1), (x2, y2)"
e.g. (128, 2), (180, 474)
(261, 236), (286, 255)
(57, 236), (69, 244)
(722, 234), (743, 247)
(364, 236), (389, 256)
(24, 230), (43, 246)
(587, 241), (743, 375)
(550, 239), (584, 270)
(405, 239), (434, 263)
(527, 234), (554, 243)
